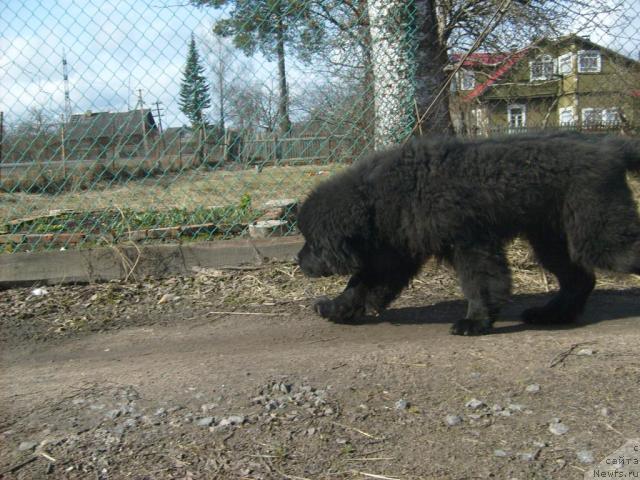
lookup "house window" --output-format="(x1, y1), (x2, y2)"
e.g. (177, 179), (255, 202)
(530, 54), (554, 81)
(577, 50), (601, 73)
(559, 107), (575, 126)
(602, 108), (620, 125)
(459, 70), (476, 90)
(558, 53), (573, 75)
(582, 108), (603, 127)
(508, 104), (526, 131)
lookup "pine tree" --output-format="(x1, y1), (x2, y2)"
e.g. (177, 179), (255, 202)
(179, 35), (212, 130)
(190, 0), (324, 136)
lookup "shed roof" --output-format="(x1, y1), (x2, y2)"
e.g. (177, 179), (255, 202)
(66, 109), (157, 141)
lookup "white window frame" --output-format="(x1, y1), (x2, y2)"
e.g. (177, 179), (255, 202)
(602, 107), (620, 125)
(558, 106), (575, 126)
(508, 104), (527, 131)
(459, 70), (476, 90)
(577, 50), (601, 73)
(530, 54), (555, 81)
(582, 107), (603, 126)
(557, 52), (573, 75)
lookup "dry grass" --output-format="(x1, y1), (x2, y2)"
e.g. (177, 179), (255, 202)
(1, 164), (345, 222)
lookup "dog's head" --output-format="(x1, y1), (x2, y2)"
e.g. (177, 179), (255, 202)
(296, 171), (370, 277)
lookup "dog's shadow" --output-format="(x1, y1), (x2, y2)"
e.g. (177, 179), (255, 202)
(344, 288), (640, 335)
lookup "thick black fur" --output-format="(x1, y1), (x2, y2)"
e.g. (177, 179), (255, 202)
(297, 133), (640, 335)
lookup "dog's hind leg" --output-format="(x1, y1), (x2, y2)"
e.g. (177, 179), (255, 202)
(522, 232), (595, 325)
(565, 175), (640, 275)
(450, 242), (511, 335)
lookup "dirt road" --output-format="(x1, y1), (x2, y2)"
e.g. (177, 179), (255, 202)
(1, 264), (639, 479)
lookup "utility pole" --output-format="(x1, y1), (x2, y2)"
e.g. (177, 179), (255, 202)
(62, 50), (72, 122)
(60, 113), (67, 176)
(154, 100), (166, 151)
(137, 89), (149, 157)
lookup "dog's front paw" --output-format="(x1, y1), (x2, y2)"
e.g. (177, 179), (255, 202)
(450, 318), (493, 336)
(313, 297), (363, 323)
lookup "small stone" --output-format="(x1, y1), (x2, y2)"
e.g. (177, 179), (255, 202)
(533, 441), (547, 448)
(525, 384), (541, 393)
(324, 407), (335, 416)
(494, 449), (510, 458)
(279, 383), (291, 394)
(89, 404), (105, 411)
(395, 399), (409, 411)
(492, 404), (503, 412)
(154, 408), (166, 417)
(307, 427), (316, 436)
(519, 452), (536, 462)
(600, 407), (611, 417)
(72, 398), (86, 405)
(507, 403), (524, 412)
(123, 418), (137, 428)
(445, 414), (463, 426)
(576, 348), (594, 356)
(201, 403), (217, 412)
(549, 422), (569, 435)
(465, 398), (485, 410)
(226, 415), (245, 425)
(577, 450), (594, 464)
(265, 400), (278, 411)
(196, 417), (214, 427)
(18, 441), (38, 451)
(336, 438), (348, 445)
(105, 409), (121, 420)
(469, 372), (482, 379)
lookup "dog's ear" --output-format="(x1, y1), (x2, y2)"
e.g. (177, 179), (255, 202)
(332, 235), (365, 274)
(298, 171), (371, 274)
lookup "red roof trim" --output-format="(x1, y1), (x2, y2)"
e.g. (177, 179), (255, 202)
(461, 49), (530, 102)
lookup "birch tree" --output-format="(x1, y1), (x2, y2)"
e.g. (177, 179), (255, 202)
(367, 0), (415, 148)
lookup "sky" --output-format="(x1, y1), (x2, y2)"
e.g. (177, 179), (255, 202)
(1, 0), (246, 128)
(1, 0), (639, 129)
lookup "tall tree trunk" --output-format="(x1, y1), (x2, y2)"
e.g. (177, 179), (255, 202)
(218, 54), (225, 133)
(367, 0), (414, 149)
(275, 14), (292, 136)
(413, 0), (453, 135)
(359, 0), (375, 151)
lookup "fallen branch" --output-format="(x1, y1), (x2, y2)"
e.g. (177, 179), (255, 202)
(549, 342), (596, 368)
(1, 456), (38, 475)
(331, 421), (381, 440)
(352, 471), (403, 480)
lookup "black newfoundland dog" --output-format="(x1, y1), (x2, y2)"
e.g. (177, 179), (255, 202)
(297, 133), (640, 335)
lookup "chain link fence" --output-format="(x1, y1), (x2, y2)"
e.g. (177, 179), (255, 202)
(1, 0), (639, 253)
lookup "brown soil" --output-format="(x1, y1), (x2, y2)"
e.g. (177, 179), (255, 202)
(1, 260), (639, 479)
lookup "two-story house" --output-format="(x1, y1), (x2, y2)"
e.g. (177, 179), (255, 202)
(450, 34), (640, 135)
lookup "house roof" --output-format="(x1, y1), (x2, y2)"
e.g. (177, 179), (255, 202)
(460, 49), (530, 101)
(456, 35), (640, 103)
(66, 109), (157, 141)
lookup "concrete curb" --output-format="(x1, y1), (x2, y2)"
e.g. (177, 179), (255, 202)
(0, 236), (304, 288)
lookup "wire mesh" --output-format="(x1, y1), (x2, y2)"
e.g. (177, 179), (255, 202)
(1, 0), (639, 253)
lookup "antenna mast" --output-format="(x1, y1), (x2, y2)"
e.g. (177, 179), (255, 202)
(62, 50), (72, 121)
